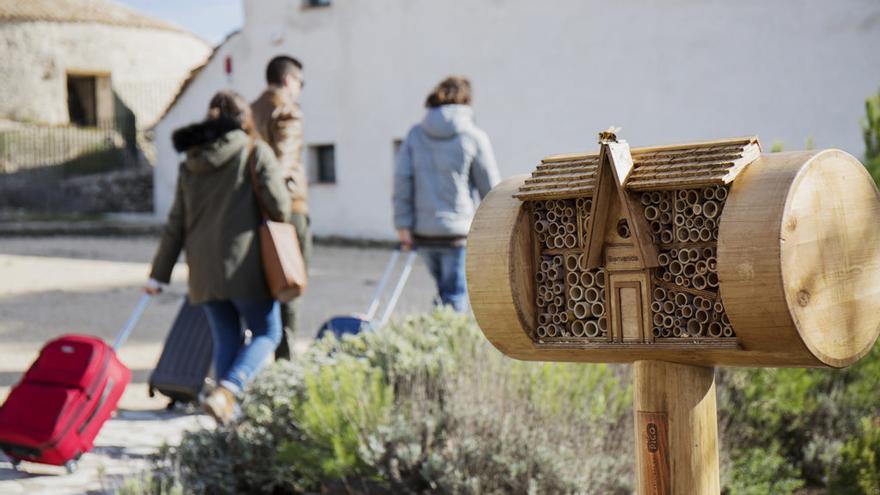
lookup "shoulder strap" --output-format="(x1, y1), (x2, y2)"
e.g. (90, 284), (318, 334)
(247, 141), (270, 221)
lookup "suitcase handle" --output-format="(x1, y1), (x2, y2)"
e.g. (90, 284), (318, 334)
(377, 250), (417, 328)
(113, 294), (152, 350)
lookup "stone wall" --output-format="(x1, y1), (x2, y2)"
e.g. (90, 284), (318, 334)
(0, 20), (210, 128)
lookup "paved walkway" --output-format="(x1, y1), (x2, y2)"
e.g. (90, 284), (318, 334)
(0, 236), (436, 494)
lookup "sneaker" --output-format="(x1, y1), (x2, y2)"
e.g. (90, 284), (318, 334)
(202, 386), (236, 425)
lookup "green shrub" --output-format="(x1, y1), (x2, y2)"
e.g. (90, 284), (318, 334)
(829, 417), (880, 494)
(148, 310), (633, 494)
(725, 443), (804, 495)
(863, 88), (880, 183)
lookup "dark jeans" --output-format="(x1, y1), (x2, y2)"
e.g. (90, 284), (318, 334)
(276, 211), (312, 360)
(418, 246), (468, 312)
(201, 299), (282, 393)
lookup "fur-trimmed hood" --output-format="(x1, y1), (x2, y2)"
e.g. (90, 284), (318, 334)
(172, 118), (249, 174)
(172, 117), (242, 152)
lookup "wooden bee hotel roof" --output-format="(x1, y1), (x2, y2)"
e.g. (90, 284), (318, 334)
(515, 136), (762, 200)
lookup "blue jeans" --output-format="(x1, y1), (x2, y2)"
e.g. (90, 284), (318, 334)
(418, 246), (468, 312)
(201, 299), (282, 393)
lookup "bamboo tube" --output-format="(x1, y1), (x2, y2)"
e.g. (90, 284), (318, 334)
(546, 303), (558, 314)
(706, 218), (716, 230)
(677, 227), (690, 242)
(595, 270), (607, 288)
(565, 255), (578, 271)
(695, 261), (708, 275)
(573, 302), (590, 319)
(707, 272), (719, 288)
(714, 301), (724, 313)
(564, 272), (577, 289)
(538, 313), (550, 326)
(580, 271), (595, 287)
(661, 230), (674, 244)
(674, 275), (685, 286)
(702, 247), (714, 259)
(662, 272), (673, 282)
(653, 327), (662, 337)
(692, 274), (708, 290)
(685, 218), (695, 228)
(677, 190), (689, 201)
(653, 287), (667, 300)
(651, 221), (663, 234)
(660, 211), (673, 224)
(693, 216), (705, 228)
(546, 209), (558, 222)
(577, 254), (587, 272)
(707, 257), (717, 271)
(703, 187), (716, 200)
(699, 297), (713, 311)
(653, 313), (666, 327)
(565, 222), (576, 234)
(707, 321), (723, 338)
(564, 234), (578, 248)
(687, 319), (703, 337)
(598, 317), (609, 333)
(699, 228), (712, 242)
(651, 300), (663, 313)
(688, 229), (700, 242)
(548, 222), (559, 236)
(669, 261), (683, 276)
(546, 324), (559, 337)
(674, 214), (686, 226)
(687, 190), (699, 205)
(672, 326), (683, 337)
(714, 186), (728, 201)
(571, 320), (586, 337)
(676, 249), (689, 263)
(564, 207), (575, 218)
(663, 301), (675, 314)
(696, 309), (710, 324)
(645, 205), (660, 221)
(651, 191), (662, 203)
(658, 253), (671, 267)
(559, 311), (569, 323)
(582, 320), (599, 338)
(585, 287), (600, 303)
(591, 302), (606, 317)
(535, 325), (548, 338)
(674, 292), (689, 306)
(576, 198), (586, 209)
(556, 236), (568, 249)
(683, 263), (696, 277)
(569, 285), (584, 301)
(721, 313), (730, 325)
(722, 326), (734, 337)
(681, 305), (694, 318)
(661, 327), (672, 337)
(702, 200), (719, 219)
(660, 199), (672, 212)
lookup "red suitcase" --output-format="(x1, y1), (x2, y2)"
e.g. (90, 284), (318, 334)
(0, 295), (150, 473)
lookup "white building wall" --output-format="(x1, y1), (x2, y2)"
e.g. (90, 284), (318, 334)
(154, 0), (880, 240)
(0, 21), (210, 126)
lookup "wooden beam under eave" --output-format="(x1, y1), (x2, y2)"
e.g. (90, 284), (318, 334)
(608, 142), (660, 268)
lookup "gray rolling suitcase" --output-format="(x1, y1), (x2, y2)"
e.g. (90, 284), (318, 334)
(148, 297), (213, 408)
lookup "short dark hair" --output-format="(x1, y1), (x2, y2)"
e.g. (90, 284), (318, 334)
(425, 76), (472, 108)
(265, 55), (303, 86)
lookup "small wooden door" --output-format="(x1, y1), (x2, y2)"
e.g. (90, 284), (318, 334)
(609, 271), (652, 343)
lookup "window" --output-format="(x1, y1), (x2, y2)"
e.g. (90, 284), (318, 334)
(309, 144), (336, 184)
(67, 73), (113, 127)
(305, 0), (331, 7)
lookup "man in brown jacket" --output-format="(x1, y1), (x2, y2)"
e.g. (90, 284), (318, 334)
(252, 55), (312, 360)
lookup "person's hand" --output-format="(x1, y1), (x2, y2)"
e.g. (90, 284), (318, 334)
(144, 278), (162, 295)
(398, 229), (413, 251)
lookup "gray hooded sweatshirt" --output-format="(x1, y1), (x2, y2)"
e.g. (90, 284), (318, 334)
(393, 104), (501, 238)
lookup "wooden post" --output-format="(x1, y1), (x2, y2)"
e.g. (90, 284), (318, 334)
(633, 361), (719, 495)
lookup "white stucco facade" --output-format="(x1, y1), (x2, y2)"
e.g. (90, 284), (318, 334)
(154, 0), (880, 240)
(0, 20), (209, 127)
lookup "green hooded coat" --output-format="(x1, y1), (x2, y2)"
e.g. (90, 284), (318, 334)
(150, 122), (291, 304)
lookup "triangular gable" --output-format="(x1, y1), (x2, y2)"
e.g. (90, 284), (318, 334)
(583, 141), (659, 269)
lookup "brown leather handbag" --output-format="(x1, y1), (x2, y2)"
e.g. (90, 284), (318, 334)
(247, 144), (307, 302)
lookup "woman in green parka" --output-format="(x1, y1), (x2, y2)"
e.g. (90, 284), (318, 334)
(144, 91), (290, 424)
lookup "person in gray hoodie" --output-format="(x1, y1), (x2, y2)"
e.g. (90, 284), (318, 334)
(393, 76), (501, 312)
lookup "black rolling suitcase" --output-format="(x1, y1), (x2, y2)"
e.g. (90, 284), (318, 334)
(148, 297), (214, 408)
